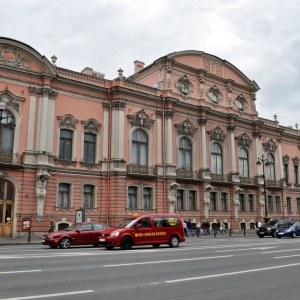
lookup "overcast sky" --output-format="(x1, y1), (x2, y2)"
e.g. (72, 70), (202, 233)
(1, 0), (299, 127)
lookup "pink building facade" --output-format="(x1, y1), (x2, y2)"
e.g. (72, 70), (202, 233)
(0, 37), (299, 237)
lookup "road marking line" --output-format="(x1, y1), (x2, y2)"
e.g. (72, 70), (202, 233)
(274, 254), (300, 259)
(103, 255), (233, 267)
(215, 247), (275, 253)
(0, 290), (94, 300)
(0, 270), (41, 275)
(163, 262), (300, 283)
(262, 248), (300, 254)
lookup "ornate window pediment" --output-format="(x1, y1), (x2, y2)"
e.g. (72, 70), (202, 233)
(207, 85), (223, 105)
(0, 45), (32, 70)
(175, 75), (194, 99)
(175, 119), (197, 137)
(263, 139), (277, 153)
(0, 90), (25, 114)
(205, 57), (220, 75)
(292, 156), (299, 166)
(282, 154), (290, 164)
(128, 109), (153, 129)
(208, 126), (226, 142)
(236, 133), (252, 148)
(58, 114), (78, 129)
(234, 93), (248, 114)
(82, 118), (100, 134)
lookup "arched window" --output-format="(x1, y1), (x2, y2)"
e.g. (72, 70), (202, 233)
(132, 129), (148, 166)
(179, 137), (192, 170)
(211, 143), (222, 174)
(239, 148), (249, 177)
(0, 110), (15, 159)
(266, 153), (275, 180)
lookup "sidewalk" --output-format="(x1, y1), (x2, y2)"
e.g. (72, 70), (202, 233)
(0, 232), (43, 246)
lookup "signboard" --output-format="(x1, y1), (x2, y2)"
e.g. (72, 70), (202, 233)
(75, 209), (85, 223)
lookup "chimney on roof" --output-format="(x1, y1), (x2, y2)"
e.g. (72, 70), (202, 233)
(134, 60), (145, 73)
(81, 67), (105, 79)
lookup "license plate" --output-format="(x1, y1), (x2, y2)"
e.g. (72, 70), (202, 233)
(278, 233), (284, 235)
(99, 239), (105, 242)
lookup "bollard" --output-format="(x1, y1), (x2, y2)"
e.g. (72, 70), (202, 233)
(27, 231), (31, 243)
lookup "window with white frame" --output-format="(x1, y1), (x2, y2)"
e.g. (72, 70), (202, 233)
(283, 163), (289, 184)
(189, 190), (196, 210)
(239, 194), (246, 212)
(132, 129), (148, 166)
(239, 148), (249, 177)
(143, 187), (152, 209)
(267, 195), (273, 213)
(294, 165), (299, 185)
(83, 133), (96, 163)
(179, 137), (192, 170)
(83, 185), (94, 208)
(59, 129), (73, 160)
(274, 196), (281, 213)
(248, 194), (254, 212)
(176, 190), (184, 210)
(221, 192), (228, 211)
(211, 143), (223, 174)
(58, 183), (71, 208)
(128, 186), (138, 209)
(210, 192), (217, 211)
(0, 110), (15, 155)
(266, 153), (276, 180)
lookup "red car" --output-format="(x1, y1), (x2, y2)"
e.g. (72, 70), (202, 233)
(42, 222), (108, 249)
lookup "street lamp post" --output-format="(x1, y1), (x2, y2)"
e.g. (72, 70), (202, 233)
(256, 154), (270, 218)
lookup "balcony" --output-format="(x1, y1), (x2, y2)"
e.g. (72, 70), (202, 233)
(176, 169), (197, 179)
(127, 164), (154, 175)
(210, 173), (228, 182)
(0, 152), (20, 164)
(239, 177), (255, 185)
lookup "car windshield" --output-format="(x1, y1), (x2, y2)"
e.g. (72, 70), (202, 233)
(267, 220), (278, 226)
(63, 224), (80, 231)
(115, 218), (137, 228)
(278, 223), (291, 228)
(290, 222), (300, 229)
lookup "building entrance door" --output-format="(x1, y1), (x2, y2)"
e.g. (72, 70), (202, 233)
(0, 180), (14, 237)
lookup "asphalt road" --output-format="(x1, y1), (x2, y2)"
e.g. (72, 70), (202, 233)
(1, 236), (300, 300)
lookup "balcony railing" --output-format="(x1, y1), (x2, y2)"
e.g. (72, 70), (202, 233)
(239, 177), (255, 184)
(210, 173), (228, 182)
(127, 164), (154, 175)
(176, 169), (197, 179)
(0, 152), (20, 164)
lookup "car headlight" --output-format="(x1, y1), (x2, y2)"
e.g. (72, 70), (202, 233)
(276, 230), (278, 233)
(286, 229), (291, 232)
(267, 227), (271, 231)
(48, 235), (54, 238)
(110, 231), (120, 237)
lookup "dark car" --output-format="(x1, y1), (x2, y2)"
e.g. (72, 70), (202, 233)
(276, 221), (300, 238)
(42, 222), (108, 249)
(257, 219), (294, 238)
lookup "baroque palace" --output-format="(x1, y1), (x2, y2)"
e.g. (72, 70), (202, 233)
(0, 37), (299, 237)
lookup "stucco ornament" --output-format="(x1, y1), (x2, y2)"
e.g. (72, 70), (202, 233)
(259, 193), (265, 217)
(168, 181), (179, 214)
(36, 170), (51, 221)
(233, 190), (241, 222)
(175, 75), (194, 99)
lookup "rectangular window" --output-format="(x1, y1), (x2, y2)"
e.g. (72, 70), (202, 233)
(248, 194), (254, 212)
(59, 129), (72, 160)
(84, 133), (96, 163)
(297, 198), (300, 213)
(267, 195), (273, 213)
(239, 194), (245, 212)
(176, 190), (184, 210)
(274, 196), (281, 213)
(58, 183), (70, 208)
(128, 186), (138, 209)
(83, 185), (94, 208)
(189, 191), (196, 210)
(221, 193), (227, 211)
(154, 217), (180, 227)
(210, 192), (217, 211)
(283, 163), (289, 184)
(287, 197), (292, 214)
(294, 165), (299, 185)
(143, 187), (152, 209)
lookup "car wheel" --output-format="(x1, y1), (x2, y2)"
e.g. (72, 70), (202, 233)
(121, 237), (133, 250)
(59, 237), (71, 249)
(292, 232), (296, 238)
(169, 235), (179, 248)
(258, 235), (264, 238)
(50, 245), (57, 249)
(105, 246), (114, 250)
(152, 244), (160, 248)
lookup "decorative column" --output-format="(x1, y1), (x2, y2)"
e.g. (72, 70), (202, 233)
(46, 90), (57, 154)
(156, 109), (163, 176)
(26, 87), (38, 151)
(164, 109), (176, 176)
(110, 100), (126, 172)
(198, 117), (210, 179)
(101, 102), (110, 172)
(227, 125), (239, 182)
(253, 131), (262, 176)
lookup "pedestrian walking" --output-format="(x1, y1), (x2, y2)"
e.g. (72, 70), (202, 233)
(187, 219), (192, 237)
(48, 219), (55, 233)
(183, 220), (188, 237)
(196, 221), (201, 237)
